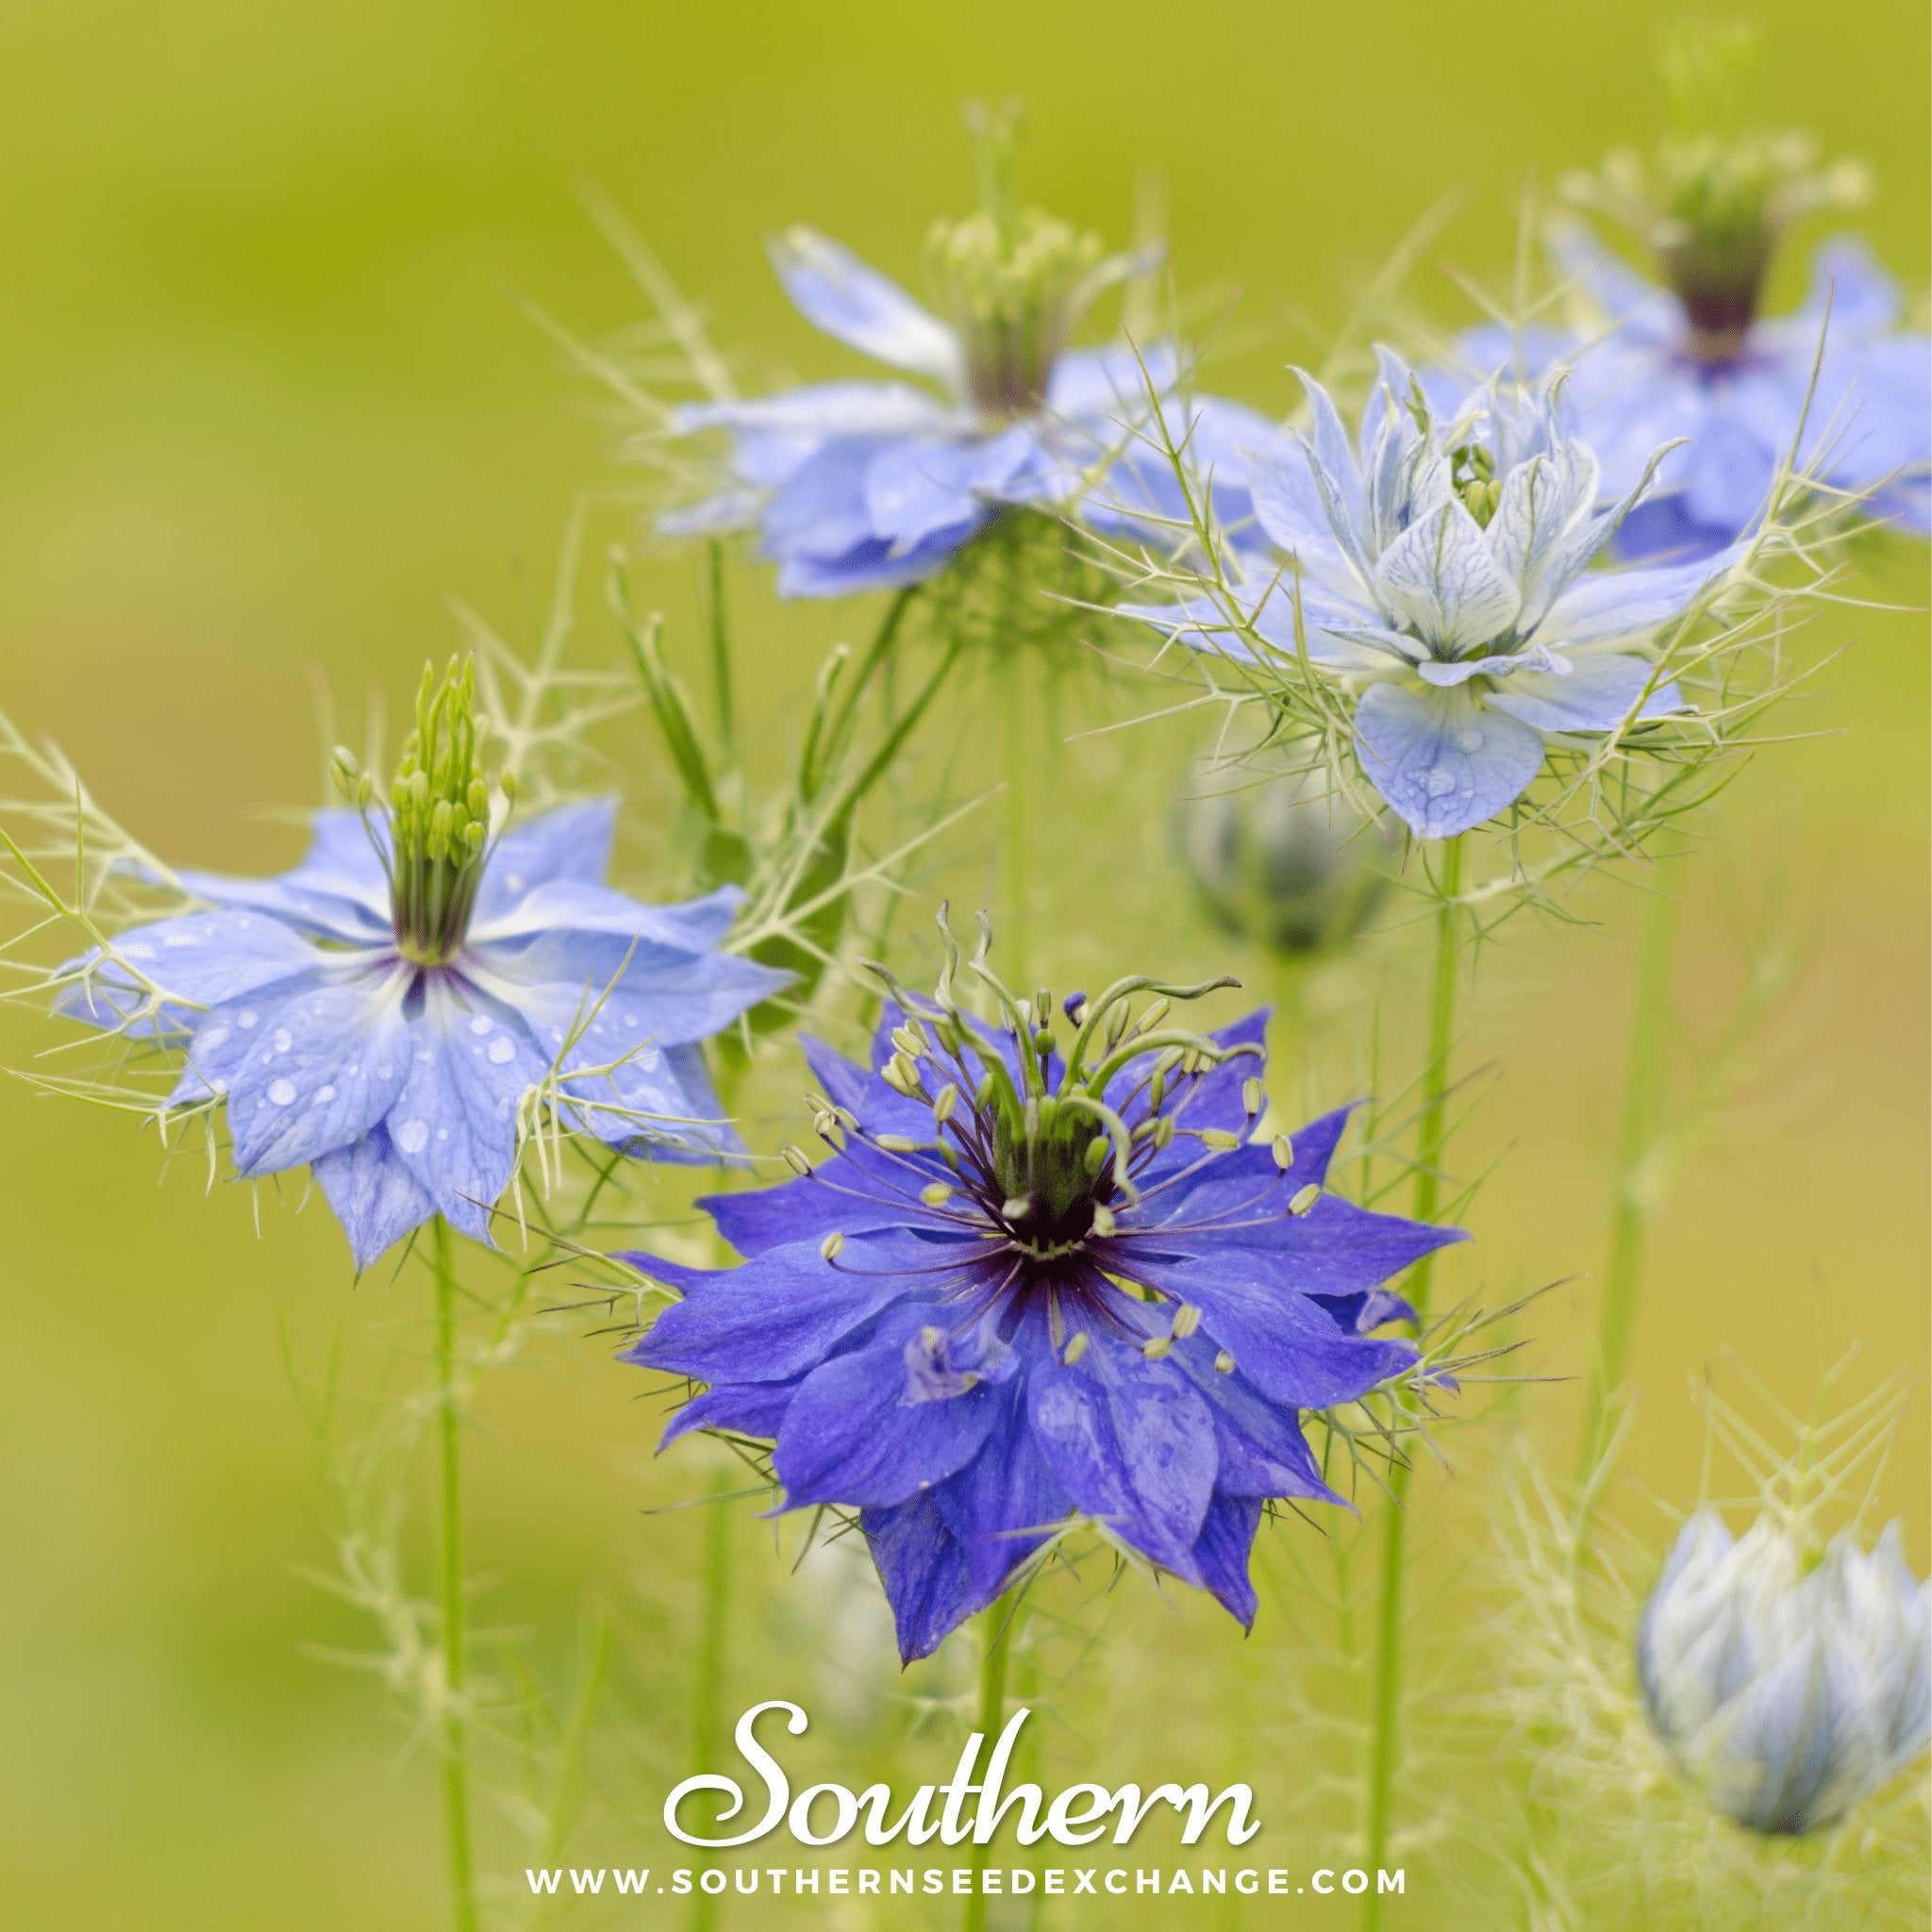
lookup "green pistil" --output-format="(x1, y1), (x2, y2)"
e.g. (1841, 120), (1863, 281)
(1450, 443), (1501, 528)
(874, 928), (1258, 1262)
(337, 657), (510, 967)
(925, 105), (1106, 420)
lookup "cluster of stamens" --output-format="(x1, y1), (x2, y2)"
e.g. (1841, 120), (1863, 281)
(1558, 17), (1868, 365)
(333, 656), (514, 966)
(925, 105), (1113, 421)
(781, 913), (1325, 1380)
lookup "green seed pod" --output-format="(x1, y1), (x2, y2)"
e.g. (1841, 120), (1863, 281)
(1175, 755), (1398, 957)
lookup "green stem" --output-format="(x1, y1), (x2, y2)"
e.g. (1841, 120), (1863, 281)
(430, 1218), (480, 1932)
(1362, 834), (1463, 1931)
(689, 1469), (734, 1932)
(998, 655), (1029, 983)
(1576, 848), (1683, 1499)
(706, 540), (734, 763)
(961, 1591), (1024, 1932)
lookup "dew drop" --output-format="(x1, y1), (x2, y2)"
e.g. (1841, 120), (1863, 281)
(198, 1027), (228, 1054)
(313, 1084), (337, 1105)
(1424, 766), (1457, 797)
(238, 1010), (258, 1030)
(161, 930), (199, 948)
(486, 1035), (515, 1065)
(376, 1065), (392, 1079)
(395, 1118), (430, 1154)
(1454, 727), (1484, 753)
(470, 1014), (493, 1036)
(273, 1028), (293, 1053)
(268, 1078), (297, 1107)
(124, 942), (156, 961)
(415, 1049), (435, 1064)
(436, 1128), (448, 1142)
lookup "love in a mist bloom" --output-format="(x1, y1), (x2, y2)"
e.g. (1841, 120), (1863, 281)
(64, 660), (784, 1268)
(622, 934), (1462, 1660)
(662, 111), (1174, 598)
(1639, 1510), (1930, 1836)
(1454, 21), (1929, 560)
(1124, 349), (1738, 840)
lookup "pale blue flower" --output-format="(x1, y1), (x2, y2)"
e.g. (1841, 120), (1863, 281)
(1641, 1510), (1930, 1836)
(63, 664), (785, 1267)
(1123, 350), (1740, 840)
(1454, 229), (1931, 560)
(664, 225), (1176, 598)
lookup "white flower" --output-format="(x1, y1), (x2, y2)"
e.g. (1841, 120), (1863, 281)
(1639, 1509), (1930, 1835)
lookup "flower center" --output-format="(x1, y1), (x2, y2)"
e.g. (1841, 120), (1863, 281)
(336, 656), (511, 967)
(1450, 442), (1501, 527)
(840, 924), (1263, 1273)
(1562, 19), (1868, 369)
(925, 106), (1108, 422)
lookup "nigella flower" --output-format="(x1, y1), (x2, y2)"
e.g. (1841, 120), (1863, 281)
(1640, 1509), (1930, 1836)
(63, 660), (785, 1268)
(621, 931), (1462, 1660)
(1452, 21), (1928, 560)
(661, 108), (1175, 598)
(1124, 350), (1739, 840)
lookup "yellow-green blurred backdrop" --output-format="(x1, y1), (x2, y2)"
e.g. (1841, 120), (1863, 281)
(0, 2), (1924, 1926)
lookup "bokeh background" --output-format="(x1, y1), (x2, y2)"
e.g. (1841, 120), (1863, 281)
(0, 2), (1924, 1926)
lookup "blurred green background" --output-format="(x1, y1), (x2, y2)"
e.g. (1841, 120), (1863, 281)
(0, 1), (1924, 1925)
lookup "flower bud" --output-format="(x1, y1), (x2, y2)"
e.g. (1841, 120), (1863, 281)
(1175, 756), (1397, 958)
(1638, 1510), (1930, 1836)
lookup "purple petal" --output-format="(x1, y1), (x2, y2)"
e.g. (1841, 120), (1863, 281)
(311, 1121), (437, 1271)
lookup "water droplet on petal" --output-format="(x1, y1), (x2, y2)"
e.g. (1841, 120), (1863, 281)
(436, 1128), (448, 1142)
(395, 1118), (430, 1154)
(313, 1084), (337, 1104)
(486, 1036), (515, 1065)
(470, 1014), (492, 1036)
(123, 942), (156, 960)
(273, 1028), (293, 1053)
(415, 1050), (435, 1064)
(268, 1078), (297, 1107)
(198, 1027), (228, 1054)
(1424, 766), (1457, 797)
(1454, 727), (1484, 753)
(238, 1010), (259, 1029)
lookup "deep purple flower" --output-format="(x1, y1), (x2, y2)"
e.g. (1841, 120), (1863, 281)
(621, 959), (1462, 1660)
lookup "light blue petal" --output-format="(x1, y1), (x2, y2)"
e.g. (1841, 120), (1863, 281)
(863, 428), (1031, 551)
(383, 981), (544, 1244)
(166, 984), (326, 1107)
(774, 527), (971, 597)
(1540, 546), (1742, 646)
(1355, 680), (1547, 839)
(471, 878), (742, 951)
(758, 437), (890, 562)
(1548, 222), (1679, 346)
(1486, 653), (1684, 732)
(1488, 444), (1601, 628)
(312, 1123), (437, 1271)
(225, 969), (415, 1177)
(1412, 643), (1561, 687)
(767, 228), (963, 390)
(64, 909), (323, 1038)
(657, 486), (765, 538)
(1373, 500), (1523, 652)
(175, 810), (391, 941)
(1242, 437), (1347, 562)
(675, 382), (957, 443)
(1043, 341), (1177, 422)
(1793, 237), (1904, 337)
(472, 800), (617, 923)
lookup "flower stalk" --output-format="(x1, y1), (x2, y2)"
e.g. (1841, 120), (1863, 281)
(961, 1589), (1024, 1932)
(430, 1216), (480, 1932)
(1362, 833), (1463, 1927)
(1577, 849), (1682, 1497)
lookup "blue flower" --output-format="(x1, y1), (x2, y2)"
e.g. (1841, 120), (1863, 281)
(661, 114), (1184, 599)
(1640, 1510), (1930, 1836)
(64, 663), (785, 1269)
(1453, 229), (1931, 561)
(621, 960), (1461, 1661)
(1123, 350), (1740, 840)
